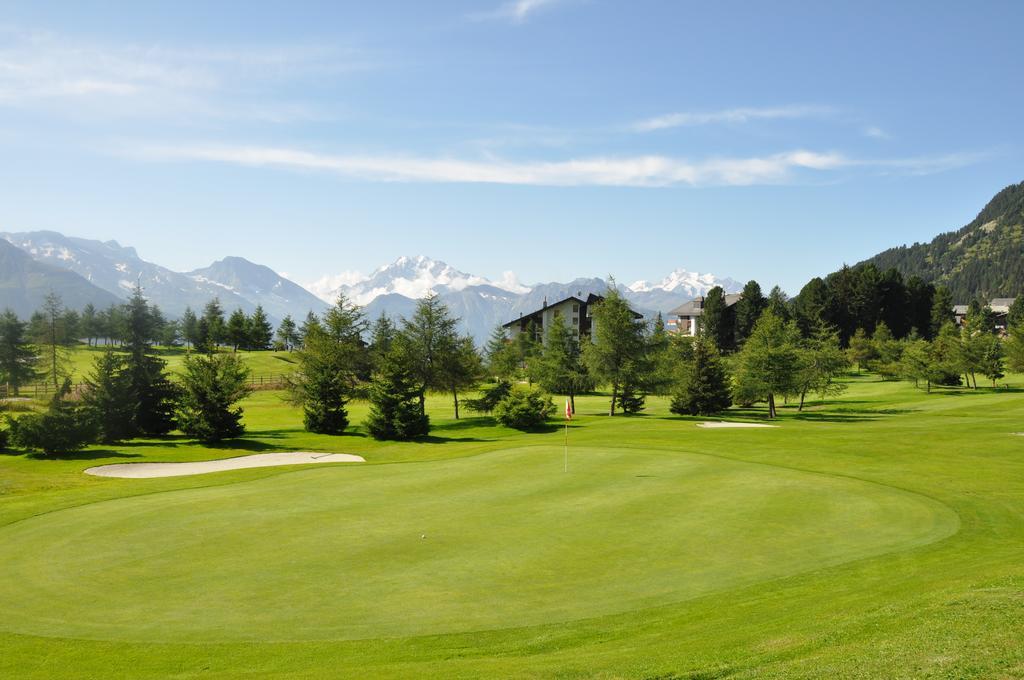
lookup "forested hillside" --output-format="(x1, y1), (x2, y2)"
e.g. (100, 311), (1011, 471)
(861, 181), (1024, 301)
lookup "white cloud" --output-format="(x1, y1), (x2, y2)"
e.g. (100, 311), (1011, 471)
(863, 125), (890, 139)
(472, 0), (569, 24)
(129, 143), (852, 187)
(631, 105), (832, 132)
(0, 27), (367, 120)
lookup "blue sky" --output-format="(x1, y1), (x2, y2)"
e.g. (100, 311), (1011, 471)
(0, 0), (1021, 293)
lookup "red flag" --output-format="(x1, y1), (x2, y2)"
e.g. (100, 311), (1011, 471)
(565, 399), (572, 420)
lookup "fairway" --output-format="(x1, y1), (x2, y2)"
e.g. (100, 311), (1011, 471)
(0, 445), (956, 643)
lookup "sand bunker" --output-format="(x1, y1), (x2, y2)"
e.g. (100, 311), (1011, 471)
(698, 422), (778, 429)
(85, 452), (365, 479)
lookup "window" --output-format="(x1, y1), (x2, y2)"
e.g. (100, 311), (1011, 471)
(572, 303), (580, 313)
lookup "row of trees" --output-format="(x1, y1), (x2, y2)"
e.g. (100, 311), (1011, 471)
(2, 288), (255, 454)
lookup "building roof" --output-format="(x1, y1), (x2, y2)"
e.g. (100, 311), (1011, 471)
(990, 298), (1015, 312)
(669, 293), (742, 317)
(502, 293), (641, 328)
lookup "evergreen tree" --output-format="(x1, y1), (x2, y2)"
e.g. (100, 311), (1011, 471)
(514, 321), (542, 382)
(932, 322), (967, 386)
(121, 286), (179, 435)
(402, 294), (459, 415)
(202, 298), (226, 348)
(8, 379), (96, 455)
(286, 308), (365, 435)
(226, 309), (249, 351)
(247, 306), (273, 351)
(700, 286), (732, 350)
(0, 310), (39, 396)
(899, 338), (939, 392)
(368, 315), (395, 367)
(794, 277), (828, 338)
(298, 311), (321, 346)
(535, 316), (591, 414)
(493, 385), (555, 430)
(1005, 320), (1024, 373)
(906, 276), (936, 339)
(181, 307), (199, 351)
(322, 294), (370, 379)
(484, 325), (519, 379)
(80, 303), (99, 346)
(979, 335), (1005, 387)
(869, 322), (903, 380)
(644, 313), (675, 397)
(276, 315), (299, 351)
(35, 292), (70, 390)
(439, 335), (482, 419)
(732, 311), (801, 418)
(1008, 296), (1024, 329)
(81, 349), (135, 443)
(177, 353), (252, 443)
(795, 320), (848, 409)
(930, 287), (955, 337)
(734, 280), (767, 345)
(365, 337), (430, 440)
(847, 328), (877, 371)
(766, 286), (791, 322)
(582, 284), (647, 416)
(669, 335), (732, 416)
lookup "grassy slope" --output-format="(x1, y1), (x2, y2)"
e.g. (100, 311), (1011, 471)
(0, 376), (1023, 678)
(63, 345), (298, 381)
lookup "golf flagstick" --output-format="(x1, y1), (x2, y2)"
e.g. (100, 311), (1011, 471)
(564, 399), (571, 473)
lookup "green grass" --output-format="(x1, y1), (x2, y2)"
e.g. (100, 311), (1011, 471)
(63, 345), (297, 381)
(1, 376), (1023, 678)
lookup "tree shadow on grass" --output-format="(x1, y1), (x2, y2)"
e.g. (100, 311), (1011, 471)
(412, 434), (494, 444)
(27, 450), (144, 461)
(432, 417), (493, 431)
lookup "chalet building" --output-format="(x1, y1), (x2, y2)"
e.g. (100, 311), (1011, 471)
(503, 293), (641, 342)
(954, 297), (1016, 332)
(668, 293), (742, 336)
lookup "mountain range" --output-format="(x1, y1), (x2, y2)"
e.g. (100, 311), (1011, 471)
(0, 232), (740, 341)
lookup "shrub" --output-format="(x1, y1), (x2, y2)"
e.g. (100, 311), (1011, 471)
(0, 424), (8, 451)
(493, 386), (554, 430)
(177, 353), (252, 443)
(7, 380), (96, 455)
(464, 380), (512, 415)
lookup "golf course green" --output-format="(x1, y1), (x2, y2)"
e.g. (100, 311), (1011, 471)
(1, 371), (1022, 677)
(0, 446), (956, 643)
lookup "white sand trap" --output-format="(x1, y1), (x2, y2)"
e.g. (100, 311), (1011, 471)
(698, 421), (779, 429)
(85, 451), (365, 479)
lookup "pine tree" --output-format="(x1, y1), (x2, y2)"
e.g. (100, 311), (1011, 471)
(766, 286), (791, 322)
(247, 305), (273, 351)
(177, 353), (252, 443)
(402, 295), (459, 415)
(795, 319), (848, 409)
(1005, 321), (1024, 373)
(286, 300), (366, 435)
(582, 283), (646, 416)
(181, 307), (199, 351)
(484, 325), (519, 379)
(121, 286), (179, 435)
(80, 303), (99, 346)
(365, 338), (430, 440)
(535, 316), (591, 414)
(0, 310), (39, 396)
(1008, 296), (1024, 329)
(930, 287), (955, 337)
(226, 309), (248, 352)
(35, 292), (70, 390)
(81, 349), (135, 443)
(368, 315), (395, 367)
(439, 335), (481, 419)
(8, 379), (96, 456)
(202, 298), (226, 348)
(734, 280), (767, 345)
(979, 335), (1005, 387)
(700, 286), (731, 350)
(298, 311), (321, 346)
(669, 335), (732, 416)
(847, 328), (877, 371)
(732, 311), (801, 418)
(276, 315), (299, 351)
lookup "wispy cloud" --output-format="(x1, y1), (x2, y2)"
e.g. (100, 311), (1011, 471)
(128, 143), (857, 187)
(0, 27), (369, 121)
(471, 0), (570, 24)
(863, 125), (890, 139)
(631, 105), (832, 132)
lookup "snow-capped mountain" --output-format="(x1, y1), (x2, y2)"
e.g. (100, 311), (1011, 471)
(310, 256), (741, 341)
(1, 232), (742, 342)
(0, 231), (324, 322)
(187, 257), (329, 322)
(309, 255), (529, 306)
(0, 239), (120, 318)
